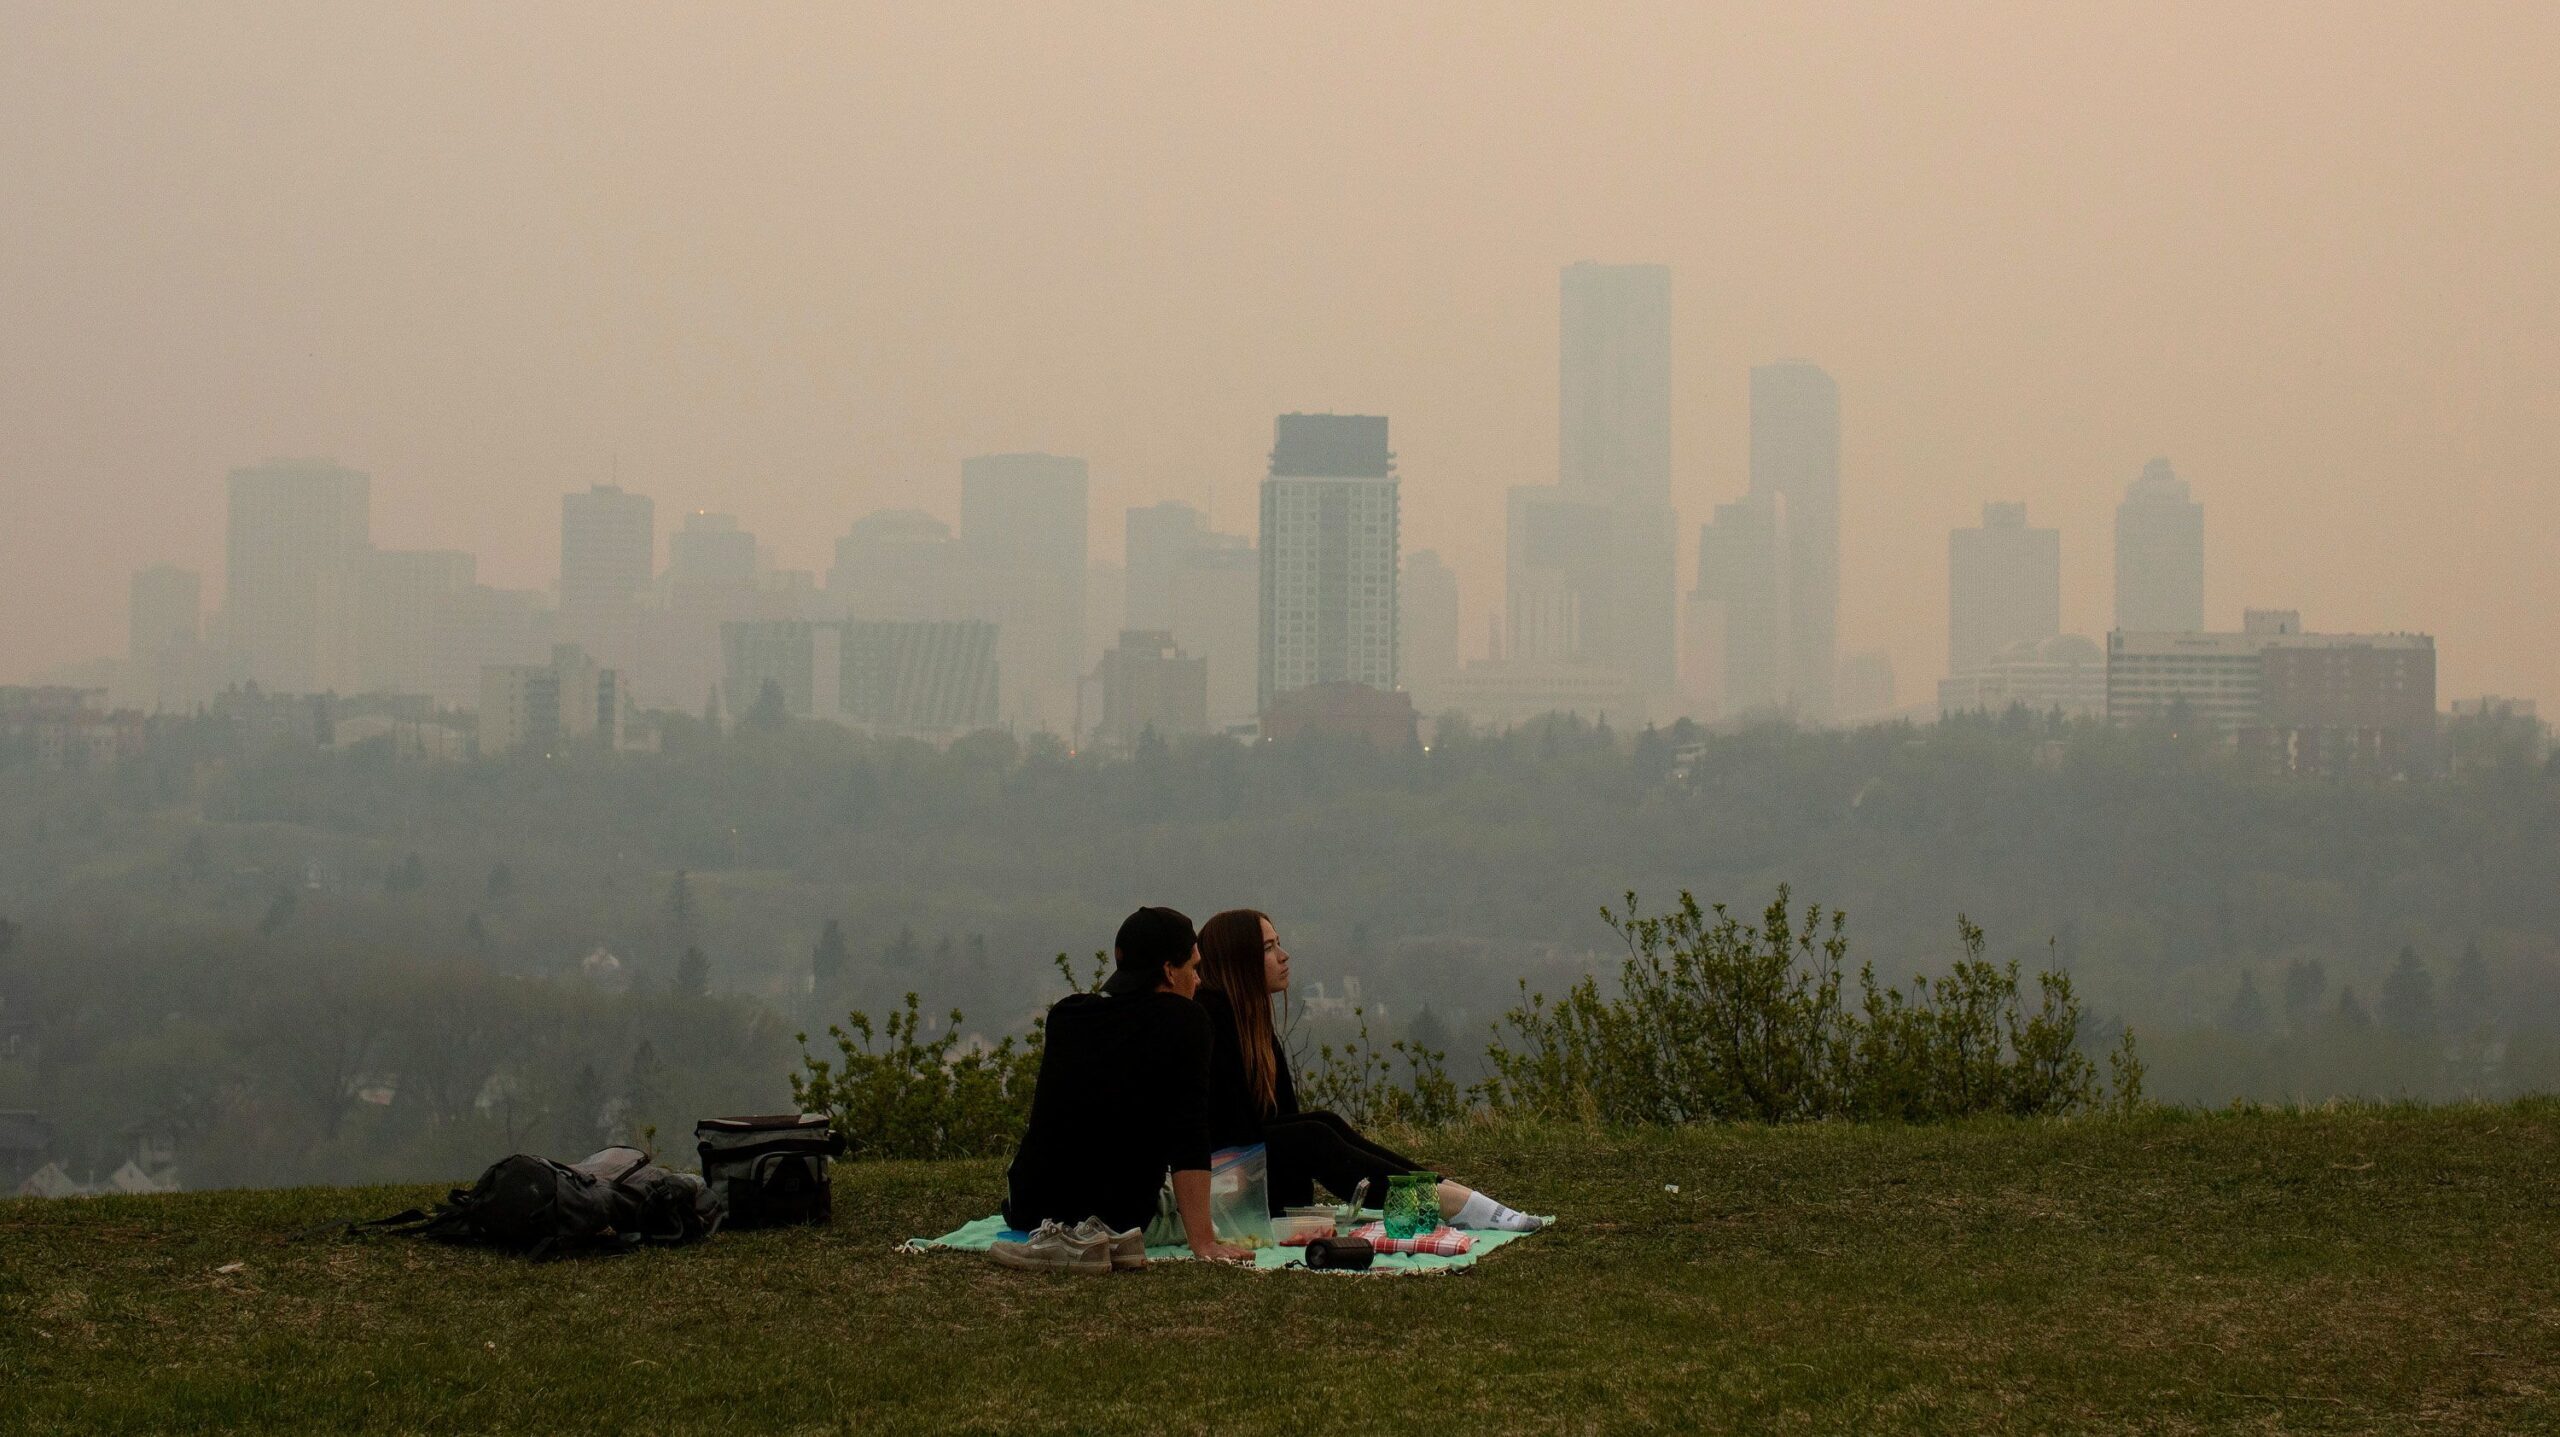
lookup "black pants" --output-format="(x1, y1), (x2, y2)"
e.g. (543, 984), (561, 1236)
(1262, 1110), (1425, 1213)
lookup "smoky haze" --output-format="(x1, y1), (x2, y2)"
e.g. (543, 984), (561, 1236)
(2, 1), (2556, 701)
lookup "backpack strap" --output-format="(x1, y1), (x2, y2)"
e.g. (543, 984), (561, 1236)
(290, 1204), (453, 1244)
(283, 1212), (407, 1243)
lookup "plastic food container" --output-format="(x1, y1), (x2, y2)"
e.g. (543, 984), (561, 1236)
(1273, 1209), (1338, 1246)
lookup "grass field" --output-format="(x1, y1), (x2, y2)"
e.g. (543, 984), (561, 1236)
(5, 1103), (2557, 1434)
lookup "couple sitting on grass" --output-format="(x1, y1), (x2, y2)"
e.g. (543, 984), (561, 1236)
(994, 904), (1543, 1273)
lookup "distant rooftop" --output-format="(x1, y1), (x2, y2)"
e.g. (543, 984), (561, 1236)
(2124, 457), (2192, 502)
(1271, 413), (1393, 478)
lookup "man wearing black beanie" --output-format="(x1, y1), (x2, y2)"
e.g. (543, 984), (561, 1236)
(1000, 906), (1251, 1267)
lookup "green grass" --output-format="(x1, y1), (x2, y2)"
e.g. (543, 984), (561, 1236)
(6, 1104), (2558, 1434)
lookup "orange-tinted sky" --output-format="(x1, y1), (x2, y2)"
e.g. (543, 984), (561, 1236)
(4, 2), (2554, 701)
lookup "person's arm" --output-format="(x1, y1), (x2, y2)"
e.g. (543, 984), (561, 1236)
(1165, 1001), (1248, 1261)
(1173, 1168), (1249, 1262)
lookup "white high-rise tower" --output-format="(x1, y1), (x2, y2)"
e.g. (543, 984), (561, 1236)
(1259, 414), (1398, 713)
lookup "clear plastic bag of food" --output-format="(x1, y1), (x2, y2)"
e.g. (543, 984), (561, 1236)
(1207, 1144), (1275, 1248)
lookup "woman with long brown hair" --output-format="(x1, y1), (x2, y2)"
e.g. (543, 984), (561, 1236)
(1194, 908), (1544, 1230)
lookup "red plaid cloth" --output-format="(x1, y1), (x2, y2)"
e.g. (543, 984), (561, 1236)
(1349, 1221), (1474, 1257)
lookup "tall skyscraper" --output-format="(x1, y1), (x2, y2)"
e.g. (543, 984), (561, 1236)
(960, 452), (1089, 730)
(1838, 650), (1898, 722)
(127, 564), (206, 714)
(559, 484), (655, 616)
(2114, 457), (2204, 632)
(1557, 262), (1677, 693)
(1259, 414), (1398, 713)
(1560, 262), (1672, 512)
(1399, 547), (1461, 705)
(649, 511), (763, 714)
(1677, 587), (1726, 721)
(359, 548), (474, 696)
(129, 565), (200, 664)
(226, 460), (371, 694)
(1083, 564), (1124, 675)
(667, 511), (757, 596)
(1167, 535), (1258, 729)
(1948, 502), (2061, 676)
(1748, 362), (1841, 720)
(1124, 500), (1208, 632)
(828, 509), (958, 621)
(1695, 492), (1790, 716)
(1504, 485), (1617, 664)
(432, 583), (550, 710)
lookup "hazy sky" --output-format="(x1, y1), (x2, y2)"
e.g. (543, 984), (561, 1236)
(4, 2), (2554, 701)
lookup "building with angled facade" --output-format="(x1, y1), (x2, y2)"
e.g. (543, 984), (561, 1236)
(2114, 458), (2204, 633)
(840, 619), (1000, 740)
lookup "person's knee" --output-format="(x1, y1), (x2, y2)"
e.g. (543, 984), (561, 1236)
(1304, 1109), (1359, 1138)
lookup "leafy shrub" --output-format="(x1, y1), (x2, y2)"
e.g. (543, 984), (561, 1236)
(791, 894), (2143, 1157)
(1478, 887), (2141, 1125)
(1296, 1005), (1464, 1130)
(789, 954), (1102, 1160)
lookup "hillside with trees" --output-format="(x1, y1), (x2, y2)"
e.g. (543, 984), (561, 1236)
(2, 705), (2554, 1185)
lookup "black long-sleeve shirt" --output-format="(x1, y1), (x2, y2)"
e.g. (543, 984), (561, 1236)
(1001, 991), (1213, 1233)
(1195, 986), (1299, 1151)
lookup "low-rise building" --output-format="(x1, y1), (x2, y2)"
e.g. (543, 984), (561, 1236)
(708, 619), (1003, 742)
(331, 712), (469, 761)
(0, 687), (144, 768)
(1425, 659), (1646, 731)
(1939, 635), (2106, 719)
(0, 1110), (53, 1188)
(479, 644), (621, 755)
(1095, 630), (1208, 753)
(840, 619), (1001, 741)
(2107, 611), (2437, 774)
(722, 619), (826, 720)
(2448, 695), (2549, 769)
(1261, 681), (1416, 749)
(209, 684), (334, 748)
(15, 1161), (82, 1199)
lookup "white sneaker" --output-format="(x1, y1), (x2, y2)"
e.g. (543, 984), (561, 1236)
(1069, 1217), (1148, 1271)
(988, 1219), (1111, 1275)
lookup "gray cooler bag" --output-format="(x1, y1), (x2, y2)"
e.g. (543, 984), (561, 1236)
(695, 1113), (845, 1229)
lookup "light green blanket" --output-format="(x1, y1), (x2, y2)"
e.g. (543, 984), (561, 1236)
(903, 1213), (1548, 1275)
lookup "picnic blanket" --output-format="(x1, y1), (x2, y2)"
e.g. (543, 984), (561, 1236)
(1346, 1220), (1471, 1256)
(902, 1210), (1550, 1276)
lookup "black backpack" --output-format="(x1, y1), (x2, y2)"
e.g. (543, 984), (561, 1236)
(695, 1114), (844, 1229)
(353, 1146), (721, 1259)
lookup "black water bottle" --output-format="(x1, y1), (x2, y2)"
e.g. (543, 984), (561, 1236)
(1303, 1235), (1375, 1271)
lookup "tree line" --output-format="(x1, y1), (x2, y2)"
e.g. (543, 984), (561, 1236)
(1, 702), (2555, 1185)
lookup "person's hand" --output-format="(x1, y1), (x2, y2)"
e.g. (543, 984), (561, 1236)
(1190, 1239), (1253, 1264)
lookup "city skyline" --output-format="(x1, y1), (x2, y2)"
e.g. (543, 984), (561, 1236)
(5, 5), (2553, 704)
(55, 341), (2490, 712)
(82, 424), (2469, 731)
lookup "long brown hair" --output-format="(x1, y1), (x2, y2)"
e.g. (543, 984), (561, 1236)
(1198, 908), (1281, 1116)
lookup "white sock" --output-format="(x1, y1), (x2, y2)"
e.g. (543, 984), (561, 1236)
(1451, 1191), (1545, 1231)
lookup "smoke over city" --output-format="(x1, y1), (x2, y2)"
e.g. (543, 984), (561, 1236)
(12, 11), (2560, 1429)
(2, 3), (2557, 1196)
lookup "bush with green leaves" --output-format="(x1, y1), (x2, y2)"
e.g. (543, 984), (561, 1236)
(789, 954), (1101, 1160)
(1295, 1005), (1464, 1131)
(1477, 887), (2143, 1125)
(794, 894), (2144, 1158)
